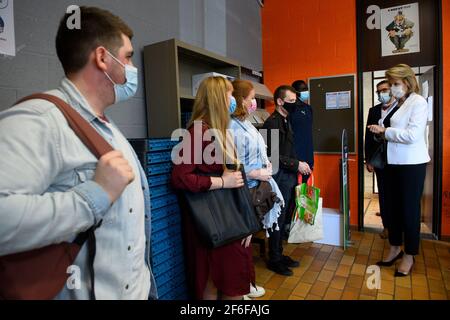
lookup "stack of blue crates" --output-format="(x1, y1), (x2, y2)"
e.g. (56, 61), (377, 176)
(129, 138), (188, 301)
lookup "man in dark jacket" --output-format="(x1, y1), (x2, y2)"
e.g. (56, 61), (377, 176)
(365, 80), (396, 239)
(262, 85), (306, 276)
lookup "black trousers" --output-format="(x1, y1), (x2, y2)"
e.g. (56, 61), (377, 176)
(269, 169), (298, 263)
(384, 164), (427, 255)
(374, 168), (389, 229)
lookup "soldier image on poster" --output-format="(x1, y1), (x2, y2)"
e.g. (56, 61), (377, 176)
(381, 3), (420, 57)
(386, 11), (415, 54)
(0, 16), (4, 33)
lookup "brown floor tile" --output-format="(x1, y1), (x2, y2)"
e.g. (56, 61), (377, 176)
(288, 294), (305, 300)
(395, 286), (412, 300)
(271, 287), (293, 300)
(323, 259), (339, 272)
(300, 255), (314, 269)
(280, 276), (301, 290)
(340, 255), (355, 266)
(429, 292), (447, 300)
(305, 293), (322, 300)
(320, 245), (334, 253)
(292, 282), (312, 298)
(395, 275), (412, 289)
(317, 269), (335, 283)
(359, 294), (376, 300)
(426, 268), (443, 281)
(354, 254), (369, 265)
(428, 279), (447, 295)
(316, 251), (331, 262)
(306, 247), (321, 257)
(309, 259), (326, 272)
(412, 273), (428, 288)
(323, 288), (343, 300)
(309, 281), (329, 297)
(377, 293), (394, 300)
(301, 270), (319, 284)
(341, 287), (360, 300)
(347, 275), (364, 289)
(329, 276), (347, 290)
(351, 263), (367, 276)
(335, 265), (351, 278)
(379, 280), (395, 295)
(412, 287), (429, 300)
(264, 274), (286, 291)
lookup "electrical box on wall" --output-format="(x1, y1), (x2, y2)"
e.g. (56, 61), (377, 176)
(192, 72), (235, 96)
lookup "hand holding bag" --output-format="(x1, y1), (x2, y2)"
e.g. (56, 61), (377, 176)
(182, 166), (261, 249)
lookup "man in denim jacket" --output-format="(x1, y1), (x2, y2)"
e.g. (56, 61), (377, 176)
(0, 7), (157, 300)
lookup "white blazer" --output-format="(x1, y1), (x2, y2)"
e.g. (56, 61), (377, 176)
(385, 93), (431, 165)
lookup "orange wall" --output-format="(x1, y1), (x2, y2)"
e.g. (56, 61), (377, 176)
(262, 0), (359, 226)
(442, 0), (450, 237)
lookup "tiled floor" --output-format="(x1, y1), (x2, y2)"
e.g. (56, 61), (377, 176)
(252, 231), (450, 300)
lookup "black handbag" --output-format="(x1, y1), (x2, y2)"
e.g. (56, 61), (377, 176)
(368, 140), (386, 170)
(182, 166), (262, 249)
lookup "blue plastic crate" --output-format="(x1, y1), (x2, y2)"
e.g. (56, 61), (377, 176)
(149, 184), (173, 199)
(155, 263), (185, 287)
(148, 174), (171, 188)
(147, 163), (173, 176)
(147, 151), (173, 165)
(151, 233), (183, 256)
(150, 194), (178, 210)
(148, 139), (180, 152)
(151, 223), (181, 244)
(160, 284), (188, 301)
(151, 203), (180, 222)
(152, 244), (184, 267)
(152, 253), (185, 275)
(152, 213), (181, 234)
(156, 273), (187, 298)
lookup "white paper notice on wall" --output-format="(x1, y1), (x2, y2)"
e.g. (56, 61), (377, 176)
(326, 91), (351, 110)
(427, 96), (433, 122)
(0, 0), (16, 57)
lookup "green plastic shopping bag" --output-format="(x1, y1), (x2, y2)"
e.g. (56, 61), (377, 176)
(293, 177), (320, 225)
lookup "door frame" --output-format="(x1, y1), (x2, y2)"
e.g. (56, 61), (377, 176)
(356, 0), (444, 239)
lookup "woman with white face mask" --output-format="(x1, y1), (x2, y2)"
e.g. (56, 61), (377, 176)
(368, 64), (430, 277)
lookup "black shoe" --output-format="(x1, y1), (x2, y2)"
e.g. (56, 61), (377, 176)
(376, 251), (404, 267)
(267, 261), (293, 276)
(282, 255), (300, 268)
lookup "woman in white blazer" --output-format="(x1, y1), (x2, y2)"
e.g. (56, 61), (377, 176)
(368, 64), (430, 277)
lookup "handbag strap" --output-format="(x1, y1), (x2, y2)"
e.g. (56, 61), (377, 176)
(15, 93), (113, 300)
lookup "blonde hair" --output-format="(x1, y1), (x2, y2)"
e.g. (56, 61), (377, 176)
(232, 80), (254, 121)
(188, 76), (239, 168)
(386, 64), (419, 94)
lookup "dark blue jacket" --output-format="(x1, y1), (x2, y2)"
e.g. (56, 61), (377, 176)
(288, 101), (314, 168)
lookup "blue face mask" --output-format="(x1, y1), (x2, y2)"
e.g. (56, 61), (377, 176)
(378, 92), (392, 105)
(229, 96), (237, 114)
(104, 51), (138, 104)
(299, 91), (310, 102)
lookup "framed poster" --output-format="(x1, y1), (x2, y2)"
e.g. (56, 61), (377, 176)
(381, 2), (420, 57)
(0, 0), (15, 57)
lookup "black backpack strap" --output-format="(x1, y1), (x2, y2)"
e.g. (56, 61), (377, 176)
(73, 220), (103, 300)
